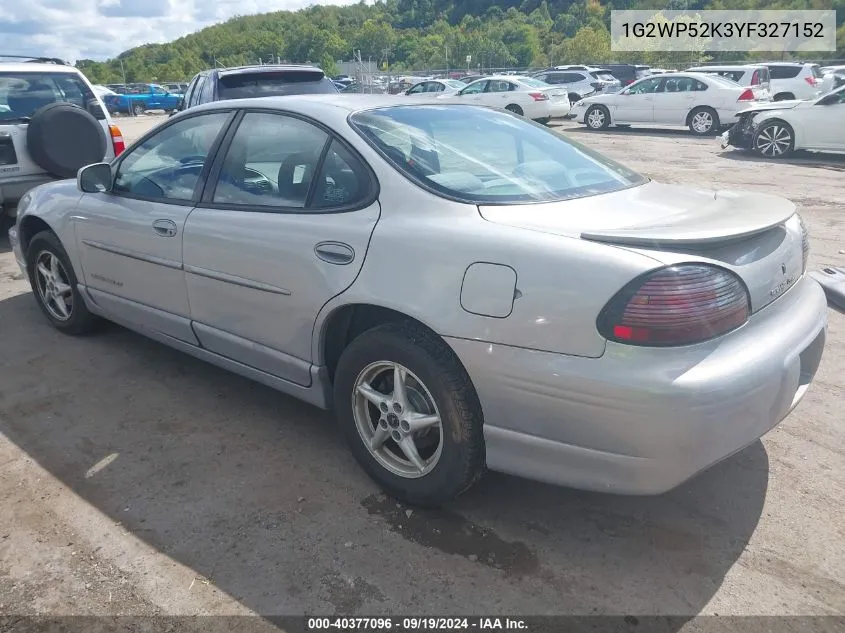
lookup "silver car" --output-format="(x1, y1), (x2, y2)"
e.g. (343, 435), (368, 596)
(9, 96), (828, 506)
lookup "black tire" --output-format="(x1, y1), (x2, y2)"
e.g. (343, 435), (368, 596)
(688, 106), (720, 135)
(333, 321), (486, 507)
(585, 105), (610, 130)
(26, 230), (100, 335)
(754, 120), (795, 158)
(773, 93), (794, 102)
(133, 103), (145, 116)
(504, 104), (523, 116)
(24, 103), (107, 178)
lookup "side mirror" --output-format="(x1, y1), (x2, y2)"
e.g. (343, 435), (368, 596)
(78, 163), (113, 193)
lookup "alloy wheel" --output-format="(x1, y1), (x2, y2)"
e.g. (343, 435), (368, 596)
(34, 251), (73, 321)
(587, 108), (605, 128)
(756, 125), (792, 157)
(352, 360), (443, 479)
(691, 111), (713, 133)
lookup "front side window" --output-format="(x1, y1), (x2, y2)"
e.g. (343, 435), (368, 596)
(407, 83), (425, 95)
(113, 112), (230, 201)
(351, 105), (647, 204)
(0, 72), (101, 121)
(459, 81), (487, 95)
(626, 77), (662, 94)
(212, 112), (330, 209)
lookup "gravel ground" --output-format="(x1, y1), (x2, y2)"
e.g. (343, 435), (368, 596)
(0, 113), (842, 627)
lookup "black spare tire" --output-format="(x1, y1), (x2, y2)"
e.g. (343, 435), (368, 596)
(26, 103), (107, 179)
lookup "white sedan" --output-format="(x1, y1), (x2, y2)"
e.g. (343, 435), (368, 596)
(401, 79), (466, 98)
(721, 85), (845, 158)
(571, 72), (764, 135)
(438, 75), (570, 122)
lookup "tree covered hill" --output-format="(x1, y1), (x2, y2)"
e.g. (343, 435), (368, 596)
(77, 0), (845, 84)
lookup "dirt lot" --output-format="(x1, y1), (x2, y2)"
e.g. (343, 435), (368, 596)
(1, 113), (843, 625)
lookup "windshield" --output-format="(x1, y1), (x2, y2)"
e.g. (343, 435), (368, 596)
(217, 71), (338, 99)
(350, 105), (647, 204)
(0, 71), (101, 121)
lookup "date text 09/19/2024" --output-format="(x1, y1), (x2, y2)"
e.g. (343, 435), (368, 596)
(306, 617), (529, 631)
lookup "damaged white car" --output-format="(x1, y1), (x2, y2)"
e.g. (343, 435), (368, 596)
(721, 85), (845, 158)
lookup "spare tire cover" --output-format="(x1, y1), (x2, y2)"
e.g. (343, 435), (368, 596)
(26, 102), (107, 179)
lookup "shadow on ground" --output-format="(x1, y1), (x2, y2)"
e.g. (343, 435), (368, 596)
(563, 125), (699, 139)
(0, 291), (768, 620)
(716, 150), (845, 170)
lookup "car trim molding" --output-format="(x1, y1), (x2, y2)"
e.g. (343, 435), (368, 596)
(184, 264), (292, 295)
(81, 239), (183, 270)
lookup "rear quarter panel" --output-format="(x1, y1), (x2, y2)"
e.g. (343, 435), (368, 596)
(16, 181), (84, 271)
(312, 167), (661, 362)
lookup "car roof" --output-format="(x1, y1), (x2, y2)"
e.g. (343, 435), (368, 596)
(0, 62), (80, 73)
(185, 94), (460, 118)
(217, 64), (324, 76)
(687, 65), (764, 71)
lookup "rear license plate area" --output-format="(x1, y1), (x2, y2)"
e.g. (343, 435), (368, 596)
(0, 133), (17, 166)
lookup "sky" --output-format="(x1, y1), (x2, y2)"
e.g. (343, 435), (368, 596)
(0, 0), (363, 62)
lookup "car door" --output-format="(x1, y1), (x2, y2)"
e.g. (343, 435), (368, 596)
(405, 82), (426, 97)
(481, 79), (516, 107)
(614, 77), (661, 122)
(454, 80), (487, 103)
(148, 86), (167, 110)
(181, 110), (380, 386)
(653, 76), (698, 124)
(804, 91), (845, 149)
(73, 110), (233, 343)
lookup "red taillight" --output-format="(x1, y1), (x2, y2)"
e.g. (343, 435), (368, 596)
(751, 70), (760, 85)
(597, 264), (750, 346)
(109, 124), (125, 156)
(804, 76), (817, 86)
(737, 88), (755, 101)
(529, 92), (548, 101)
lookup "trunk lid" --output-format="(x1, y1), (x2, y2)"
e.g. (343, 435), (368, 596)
(478, 181), (804, 312)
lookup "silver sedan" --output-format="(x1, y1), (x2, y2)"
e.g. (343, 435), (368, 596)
(9, 96), (828, 506)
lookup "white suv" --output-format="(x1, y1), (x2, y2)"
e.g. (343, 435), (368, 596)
(532, 68), (621, 103)
(1, 57), (124, 226)
(763, 62), (824, 101)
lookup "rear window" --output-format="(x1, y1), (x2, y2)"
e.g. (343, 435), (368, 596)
(350, 105), (646, 204)
(768, 65), (801, 79)
(519, 77), (549, 88)
(590, 71), (616, 81)
(217, 70), (338, 99)
(702, 74), (742, 88)
(0, 71), (102, 121)
(704, 70), (745, 82)
(809, 64), (823, 79)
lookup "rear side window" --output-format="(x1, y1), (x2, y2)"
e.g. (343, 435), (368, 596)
(809, 65), (823, 79)
(768, 65), (801, 79)
(217, 71), (338, 99)
(0, 71), (102, 121)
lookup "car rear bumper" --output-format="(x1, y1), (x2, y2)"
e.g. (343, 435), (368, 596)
(445, 275), (827, 495)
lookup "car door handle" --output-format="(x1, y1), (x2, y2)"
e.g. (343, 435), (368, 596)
(315, 241), (355, 265)
(153, 219), (177, 237)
